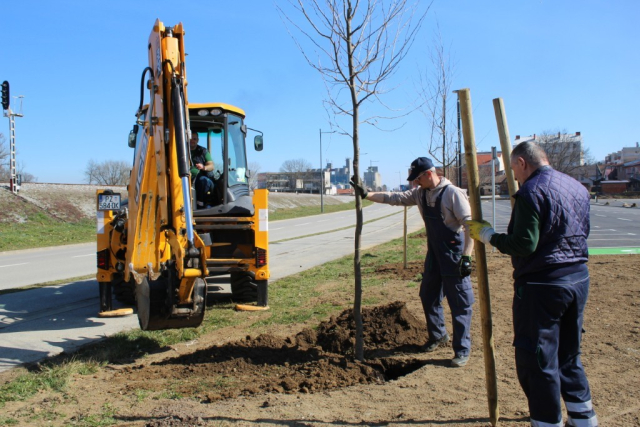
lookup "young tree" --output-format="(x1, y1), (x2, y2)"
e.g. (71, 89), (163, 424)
(535, 130), (591, 176)
(417, 23), (458, 182)
(248, 161), (261, 191)
(16, 162), (37, 183)
(0, 133), (37, 183)
(279, 0), (429, 360)
(0, 133), (8, 179)
(280, 158), (313, 174)
(84, 159), (130, 185)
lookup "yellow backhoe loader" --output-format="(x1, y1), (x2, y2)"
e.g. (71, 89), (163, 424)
(95, 20), (269, 330)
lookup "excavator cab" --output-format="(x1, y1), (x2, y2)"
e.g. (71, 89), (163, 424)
(189, 103), (269, 306)
(189, 103), (254, 215)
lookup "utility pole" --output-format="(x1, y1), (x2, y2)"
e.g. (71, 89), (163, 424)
(2, 81), (24, 194)
(453, 90), (462, 187)
(319, 129), (335, 213)
(491, 146), (497, 253)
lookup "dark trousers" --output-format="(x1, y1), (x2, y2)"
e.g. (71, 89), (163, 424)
(420, 252), (474, 357)
(513, 269), (597, 426)
(194, 174), (214, 208)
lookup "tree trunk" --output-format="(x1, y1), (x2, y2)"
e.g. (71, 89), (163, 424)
(345, 3), (364, 362)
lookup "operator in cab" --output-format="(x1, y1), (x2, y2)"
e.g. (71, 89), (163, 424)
(189, 132), (215, 209)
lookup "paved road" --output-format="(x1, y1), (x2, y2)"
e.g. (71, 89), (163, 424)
(0, 243), (96, 291)
(0, 204), (424, 372)
(482, 198), (640, 249)
(0, 203), (406, 292)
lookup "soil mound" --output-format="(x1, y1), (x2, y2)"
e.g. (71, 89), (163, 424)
(117, 302), (429, 411)
(295, 300), (427, 355)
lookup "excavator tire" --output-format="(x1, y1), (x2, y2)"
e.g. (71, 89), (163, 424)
(113, 276), (136, 305)
(136, 276), (207, 331)
(230, 272), (258, 302)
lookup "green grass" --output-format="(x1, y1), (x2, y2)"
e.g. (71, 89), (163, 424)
(0, 200), (371, 252)
(0, 228), (427, 410)
(0, 359), (101, 406)
(0, 275), (95, 297)
(0, 212), (96, 252)
(270, 199), (373, 221)
(68, 403), (117, 427)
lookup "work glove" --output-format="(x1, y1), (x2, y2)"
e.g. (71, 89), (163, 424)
(349, 176), (368, 199)
(459, 255), (472, 277)
(465, 219), (496, 246)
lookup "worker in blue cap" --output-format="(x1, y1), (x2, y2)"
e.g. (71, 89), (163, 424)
(351, 157), (474, 367)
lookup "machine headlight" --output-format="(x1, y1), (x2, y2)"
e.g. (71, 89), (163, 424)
(197, 109), (209, 116)
(210, 108), (222, 116)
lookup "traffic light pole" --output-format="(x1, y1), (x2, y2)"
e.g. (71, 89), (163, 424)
(2, 81), (24, 194)
(8, 113), (17, 193)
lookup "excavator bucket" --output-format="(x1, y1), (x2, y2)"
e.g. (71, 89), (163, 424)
(136, 276), (207, 331)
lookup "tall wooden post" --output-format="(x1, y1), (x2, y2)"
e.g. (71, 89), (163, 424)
(459, 88), (499, 426)
(403, 206), (408, 269)
(492, 98), (518, 206)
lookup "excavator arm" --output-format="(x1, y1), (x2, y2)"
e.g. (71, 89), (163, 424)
(125, 20), (208, 330)
(96, 19), (270, 328)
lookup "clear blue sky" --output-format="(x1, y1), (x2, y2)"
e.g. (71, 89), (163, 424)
(3, 0), (639, 188)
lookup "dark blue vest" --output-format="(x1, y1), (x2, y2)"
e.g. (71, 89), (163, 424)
(423, 185), (465, 277)
(508, 166), (590, 279)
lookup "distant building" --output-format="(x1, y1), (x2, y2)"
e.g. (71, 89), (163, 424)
(460, 151), (505, 193)
(605, 143), (640, 165)
(364, 166), (382, 191)
(258, 170), (330, 194)
(257, 156), (385, 194)
(514, 132), (585, 170)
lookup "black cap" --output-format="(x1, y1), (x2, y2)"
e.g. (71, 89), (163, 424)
(407, 157), (434, 181)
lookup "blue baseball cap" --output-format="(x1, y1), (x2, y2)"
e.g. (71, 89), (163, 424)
(407, 157), (434, 181)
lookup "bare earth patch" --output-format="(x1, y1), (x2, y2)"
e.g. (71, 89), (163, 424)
(1, 253), (639, 426)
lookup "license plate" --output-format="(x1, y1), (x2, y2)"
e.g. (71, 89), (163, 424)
(98, 193), (121, 211)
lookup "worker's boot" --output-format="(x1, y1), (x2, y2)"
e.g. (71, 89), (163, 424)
(422, 334), (450, 352)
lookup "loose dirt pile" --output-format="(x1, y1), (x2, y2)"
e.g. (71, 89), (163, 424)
(117, 302), (427, 406)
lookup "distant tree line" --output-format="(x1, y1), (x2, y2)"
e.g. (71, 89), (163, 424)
(0, 133), (37, 183)
(84, 159), (130, 185)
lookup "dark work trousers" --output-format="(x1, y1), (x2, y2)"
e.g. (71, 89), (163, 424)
(513, 266), (598, 426)
(194, 173), (214, 208)
(420, 186), (474, 357)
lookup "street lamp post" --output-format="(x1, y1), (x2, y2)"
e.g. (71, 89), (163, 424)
(453, 90), (462, 187)
(319, 129), (335, 213)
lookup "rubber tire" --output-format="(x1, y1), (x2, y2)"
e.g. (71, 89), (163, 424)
(113, 276), (136, 305)
(230, 272), (258, 302)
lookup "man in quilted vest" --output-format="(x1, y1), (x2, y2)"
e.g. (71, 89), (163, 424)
(467, 141), (597, 427)
(351, 157), (475, 368)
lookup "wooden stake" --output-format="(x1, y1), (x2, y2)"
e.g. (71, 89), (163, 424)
(403, 206), (408, 269)
(459, 88), (499, 426)
(492, 98), (519, 206)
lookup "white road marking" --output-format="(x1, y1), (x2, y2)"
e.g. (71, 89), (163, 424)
(589, 238), (640, 241)
(72, 254), (95, 258)
(0, 263), (28, 268)
(595, 214), (607, 217)
(617, 218), (632, 221)
(294, 223), (311, 227)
